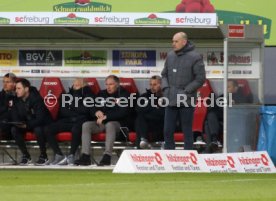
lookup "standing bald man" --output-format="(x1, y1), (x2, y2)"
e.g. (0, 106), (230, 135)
(161, 32), (206, 150)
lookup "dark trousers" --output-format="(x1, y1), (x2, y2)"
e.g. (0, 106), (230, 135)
(164, 106), (194, 150)
(204, 111), (223, 143)
(135, 113), (164, 147)
(0, 122), (12, 140)
(44, 120), (84, 156)
(11, 126), (47, 157)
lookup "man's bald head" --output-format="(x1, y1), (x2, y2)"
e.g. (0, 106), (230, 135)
(172, 32), (188, 52)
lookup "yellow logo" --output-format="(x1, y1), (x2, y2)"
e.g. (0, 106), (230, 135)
(111, 70), (120, 74)
(0, 50), (17, 66)
(212, 70), (221, 74)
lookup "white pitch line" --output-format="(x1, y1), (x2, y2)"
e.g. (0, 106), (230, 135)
(0, 165), (114, 170)
(1, 178), (276, 190)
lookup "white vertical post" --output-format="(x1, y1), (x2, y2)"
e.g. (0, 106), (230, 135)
(259, 42), (265, 104)
(223, 38), (228, 153)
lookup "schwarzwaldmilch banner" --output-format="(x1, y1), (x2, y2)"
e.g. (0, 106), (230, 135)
(0, 0), (273, 45)
(0, 0), (266, 78)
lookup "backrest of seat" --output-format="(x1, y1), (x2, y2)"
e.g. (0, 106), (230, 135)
(119, 77), (139, 94)
(85, 78), (101, 95)
(39, 77), (65, 120)
(119, 77), (139, 131)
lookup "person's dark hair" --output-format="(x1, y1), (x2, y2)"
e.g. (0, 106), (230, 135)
(4, 73), (17, 82)
(151, 75), (162, 83)
(228, 79), (239, 87)
(16, 78), (31, 88)
(105, 75), (120, 85)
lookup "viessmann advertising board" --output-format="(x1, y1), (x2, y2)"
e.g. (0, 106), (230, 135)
(0, 0), (274, 45)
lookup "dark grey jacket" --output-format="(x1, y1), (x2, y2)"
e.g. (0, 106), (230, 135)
(161, 41), (206, 106)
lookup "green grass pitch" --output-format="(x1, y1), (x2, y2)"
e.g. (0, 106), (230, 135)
(0, 170), (275, 201)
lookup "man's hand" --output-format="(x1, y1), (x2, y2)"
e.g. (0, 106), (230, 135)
(95, 110), (104, 119)
(96, 115), (107, 125)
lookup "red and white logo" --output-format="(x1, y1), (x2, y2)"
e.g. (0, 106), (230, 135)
(44, 93), (57, 108)
(228, 25), (245, 38)
(155, 153), (163, 165)
(130, 153), (163, 165)
(190, 153), (198, 165)
(43, 82), (58, 86)
(88, 82), (95, 86)
(261, 154), (269, 166)
(227, 156), (235, 168)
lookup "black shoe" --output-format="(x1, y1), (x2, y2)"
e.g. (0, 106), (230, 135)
(204, 141), (219, 154)
(98, 154), (111, 166)
(19, 155), (32, 165)
(74, 154), (91, 166)
(35, 155), (50, 166)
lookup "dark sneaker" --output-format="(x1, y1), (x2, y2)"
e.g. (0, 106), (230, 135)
(140, 138), (150, 149)
(35, 156), (49, 166)
(67, 154), (75, 166)
(204, 141), (219, 154)
(74, 154), (91, 166)
(217, 141), (223, 148)
(50, 154), (67, 165)
(193, 136), (206, 146)
(98, 154), (111, 166)
(19, 155), (32, 166)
